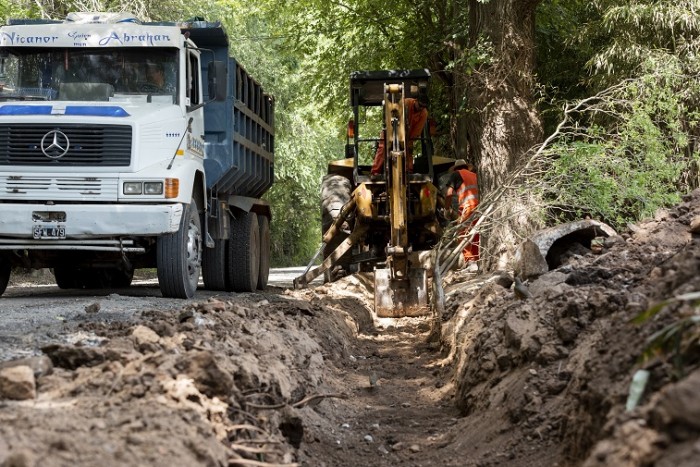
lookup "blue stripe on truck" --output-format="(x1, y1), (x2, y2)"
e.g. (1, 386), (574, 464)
(0, 105), (130, 117)
(65, 106), (130, 117)
(0, 105), (53, 115)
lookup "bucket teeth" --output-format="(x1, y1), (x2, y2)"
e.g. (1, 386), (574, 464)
(374, 267), (429, 317)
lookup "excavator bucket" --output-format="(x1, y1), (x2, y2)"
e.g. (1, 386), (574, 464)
(374, 267), (429, 317)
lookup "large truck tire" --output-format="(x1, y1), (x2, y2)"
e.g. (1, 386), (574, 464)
(320, 174), (352, 220)
(80, 269), (108, 289)
(53, 266), (82, 289)
(157, 198), (202, 299)
(0, 261), (10, 296)
(202, 238), (230, 291)
(320, 174), (353, 282)
(229, 211), (259, 292)
(257, 214), (270, 290)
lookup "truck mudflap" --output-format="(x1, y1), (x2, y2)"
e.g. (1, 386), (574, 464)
(374, 267), (429, 318)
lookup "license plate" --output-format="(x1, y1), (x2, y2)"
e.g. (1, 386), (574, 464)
(32, 224), (66, 239)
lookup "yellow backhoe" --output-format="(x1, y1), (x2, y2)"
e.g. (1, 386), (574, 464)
(294, 70), (454, 317)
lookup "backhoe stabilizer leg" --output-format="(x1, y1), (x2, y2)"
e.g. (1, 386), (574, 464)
(293, 225), (368, 289)
(374, 267), (429, 317)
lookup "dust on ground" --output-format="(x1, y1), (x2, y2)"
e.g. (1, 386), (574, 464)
(0, 189), (699, 467)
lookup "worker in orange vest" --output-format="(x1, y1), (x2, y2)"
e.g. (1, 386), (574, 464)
(445, 159), (480, 268)
(370, 97), (428, 175)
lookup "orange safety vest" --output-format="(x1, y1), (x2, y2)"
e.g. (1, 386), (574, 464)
(406, 98), (428, 147)
(456, 169), (479, 221)
(370, 98), (427, 174)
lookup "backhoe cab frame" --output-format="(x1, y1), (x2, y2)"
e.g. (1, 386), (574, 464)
(346, 69), (434, 184)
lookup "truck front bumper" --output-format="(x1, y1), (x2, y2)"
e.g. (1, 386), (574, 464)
(0, 203), (183, 247)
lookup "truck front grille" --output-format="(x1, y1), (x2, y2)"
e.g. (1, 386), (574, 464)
(0, 176), (119, 201)
(0, 124), (132, 166)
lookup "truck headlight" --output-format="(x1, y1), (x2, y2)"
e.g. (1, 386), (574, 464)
(123, 181), (165, 196)
(144, 182), (164, 195)
(123, 182), (143, 195)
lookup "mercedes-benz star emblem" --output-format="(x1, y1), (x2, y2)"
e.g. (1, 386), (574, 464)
(41, 130), (70, 159)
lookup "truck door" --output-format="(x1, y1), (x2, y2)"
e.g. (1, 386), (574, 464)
(186, 48), (205, 143)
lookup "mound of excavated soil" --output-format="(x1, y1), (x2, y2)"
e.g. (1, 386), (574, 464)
(0, 189), (698, 467)
(0, 292), (357, 466)
(439, 188), (700, 466)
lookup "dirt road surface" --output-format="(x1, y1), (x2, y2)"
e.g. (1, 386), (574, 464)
(1, 190), (699, 467)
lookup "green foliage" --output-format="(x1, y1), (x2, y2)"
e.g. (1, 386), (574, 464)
(264, 111), (342, 266)
(0, 0), (35, 19)
(589, 0), (700, 79)
(543, 68), (694, 229)
(254, 1), (427, 122)
(632, 292), (700, 377)
(535, 0), (700, 230)
(535, 0), (602, 133)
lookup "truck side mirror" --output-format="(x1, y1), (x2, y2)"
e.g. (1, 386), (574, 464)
(208, 61), (227, 101)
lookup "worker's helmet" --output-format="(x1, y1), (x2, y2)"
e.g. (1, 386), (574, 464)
(452, 159), (468, 170)
(450, 159), (475, 172)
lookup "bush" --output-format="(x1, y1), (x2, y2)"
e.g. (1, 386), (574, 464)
(542, 68), (698, 230)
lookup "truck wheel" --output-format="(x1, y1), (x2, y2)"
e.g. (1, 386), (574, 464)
(80, 269), (109, 289)
(53, 267), (82, 289)
(202, 238), (230, 291)
(229, 211), (259, 292)
(0, 261), (10, 296)
(257, 214), (270, 290)
(320, 174), (353, 282)
(157, 198), (202, 298)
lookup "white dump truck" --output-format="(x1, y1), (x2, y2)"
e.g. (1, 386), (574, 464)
(0, 12), (274, 298)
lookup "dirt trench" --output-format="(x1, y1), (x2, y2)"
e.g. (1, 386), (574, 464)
(0, 279), (466, 466)
(1, 189), (700, 467)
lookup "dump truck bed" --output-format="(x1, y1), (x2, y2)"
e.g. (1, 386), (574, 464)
(186, 24), (275, 199)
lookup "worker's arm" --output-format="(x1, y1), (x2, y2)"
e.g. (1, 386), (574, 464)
(445, 185), (458, 219)
(445, 186), (455, 209)
(444, 171), (464, 219)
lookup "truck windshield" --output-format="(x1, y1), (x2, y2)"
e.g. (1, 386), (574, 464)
(0, 48), (178, 104)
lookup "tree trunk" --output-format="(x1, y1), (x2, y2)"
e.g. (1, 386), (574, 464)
(465, 0), (543, 194)
(451, 0), (471, 161)
(461, 0), (543, 270)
